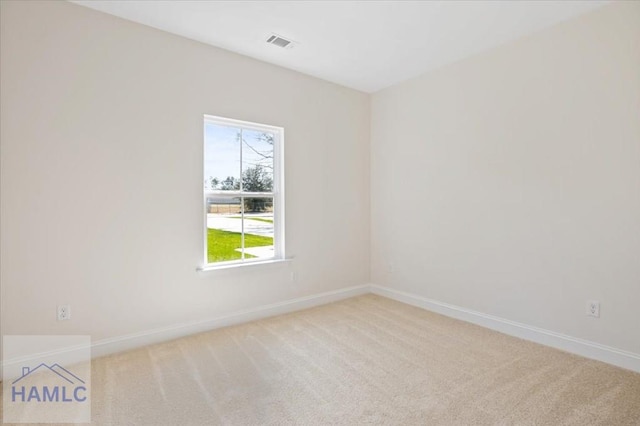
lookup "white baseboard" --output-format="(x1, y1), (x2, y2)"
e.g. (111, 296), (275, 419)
(1, 284), (368, 379)
(4, 283), (638, 378)
(90, 284), (370, 359)
(370, 284), (640, 373)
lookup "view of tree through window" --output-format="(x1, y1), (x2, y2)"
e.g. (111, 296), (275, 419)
(204, 116), (282, 265)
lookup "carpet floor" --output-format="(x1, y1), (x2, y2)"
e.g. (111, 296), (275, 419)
(2, 294), (640, 425)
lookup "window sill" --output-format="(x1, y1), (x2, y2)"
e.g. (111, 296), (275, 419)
(197, 258), (292, 273)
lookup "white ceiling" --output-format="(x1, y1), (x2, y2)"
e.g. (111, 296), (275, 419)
(72, 0), (607, 93)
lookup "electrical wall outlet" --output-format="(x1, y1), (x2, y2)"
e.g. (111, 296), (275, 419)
(586, 300), (600, 318)
(57, 304), (71, 321)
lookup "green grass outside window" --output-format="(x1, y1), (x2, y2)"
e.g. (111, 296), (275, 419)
(207, 228), (273, 263)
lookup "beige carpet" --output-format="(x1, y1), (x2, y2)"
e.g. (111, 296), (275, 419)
(2, 294), (640, 425)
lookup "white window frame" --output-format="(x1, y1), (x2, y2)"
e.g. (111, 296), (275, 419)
(202, 115), (285, 269)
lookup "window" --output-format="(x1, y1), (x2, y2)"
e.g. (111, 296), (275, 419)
(203, 115), (284, 267)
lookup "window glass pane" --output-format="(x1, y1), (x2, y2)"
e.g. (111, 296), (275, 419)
(242, 197), (274, 260)
(241, 129), (274, 192)
(204, 123), (240, 191)
(203, 116), (282, 267)
(206, 197), (244, 263)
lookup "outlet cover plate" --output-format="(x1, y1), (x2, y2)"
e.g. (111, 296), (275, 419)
(57, 304), (71, 321)
(586, 300), (600, 318)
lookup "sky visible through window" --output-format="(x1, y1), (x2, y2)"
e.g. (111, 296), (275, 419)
(204, 123), (274, 190)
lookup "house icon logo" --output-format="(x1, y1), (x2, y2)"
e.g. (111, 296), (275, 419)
(11, 363), (87, 403)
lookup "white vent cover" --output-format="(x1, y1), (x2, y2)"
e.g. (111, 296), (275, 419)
(266, 34), (295, 49)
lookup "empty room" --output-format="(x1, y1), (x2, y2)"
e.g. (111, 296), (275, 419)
(1, 0), (639, 424)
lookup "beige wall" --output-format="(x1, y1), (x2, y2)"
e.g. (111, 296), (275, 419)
(2, 0), (639, 364)
(371, 1), (640, 354)
(0, 0), (370, 347)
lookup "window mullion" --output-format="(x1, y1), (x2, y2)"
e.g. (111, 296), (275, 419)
(239, 128), (244, 260)
(239, 127), (243, 193)
(205, 191), (243, 197)
(241, 196), (245, 260)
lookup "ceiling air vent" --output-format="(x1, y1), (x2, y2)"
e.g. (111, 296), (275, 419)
(266, 34), (295, 49)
